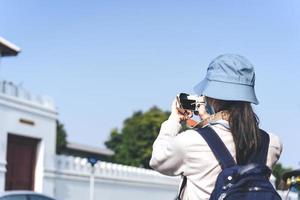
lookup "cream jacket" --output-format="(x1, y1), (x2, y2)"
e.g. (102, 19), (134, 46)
(149, 119), (282, 200)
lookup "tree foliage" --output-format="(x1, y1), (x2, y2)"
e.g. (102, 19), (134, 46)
(56, 120), (68, 154)
(105, 107), (170, 169)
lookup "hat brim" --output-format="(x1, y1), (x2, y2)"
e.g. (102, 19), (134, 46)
(193, 78), (259, 105)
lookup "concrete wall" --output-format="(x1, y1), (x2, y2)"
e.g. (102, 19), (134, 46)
(0, 81), (57, 194)
(48, 155), (180, 200)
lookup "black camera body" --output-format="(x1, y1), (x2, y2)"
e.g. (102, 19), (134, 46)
(177, 93), (215, 115)
(177, 93), (203, 111)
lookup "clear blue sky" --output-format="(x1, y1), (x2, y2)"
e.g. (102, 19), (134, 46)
(1, 0), (300, 168)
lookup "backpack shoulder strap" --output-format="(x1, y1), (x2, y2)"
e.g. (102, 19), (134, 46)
(196, 126), (236, 169)
(251, 129), (270, 164)
(176, 176), (187, 200)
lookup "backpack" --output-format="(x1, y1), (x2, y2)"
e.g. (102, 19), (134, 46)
(176, 126), (282, 200)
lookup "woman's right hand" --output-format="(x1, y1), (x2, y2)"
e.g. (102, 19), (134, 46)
(169, 98), (192, 123)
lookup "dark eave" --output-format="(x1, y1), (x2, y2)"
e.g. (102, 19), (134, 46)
(66, 142), (114, 157)
(0, 37), (21, 57)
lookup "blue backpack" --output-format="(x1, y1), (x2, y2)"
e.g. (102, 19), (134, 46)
(176, 126), (281, 200)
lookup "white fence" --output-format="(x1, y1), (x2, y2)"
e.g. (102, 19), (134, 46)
(46, 155), (180, 200)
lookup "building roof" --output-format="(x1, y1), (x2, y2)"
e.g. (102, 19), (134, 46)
(66, 142), (114, 157)
(0, 37), (21, 56)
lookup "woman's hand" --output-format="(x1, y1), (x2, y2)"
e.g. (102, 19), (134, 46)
(169, 98), (193, 123)
(197, 96), (210, 120)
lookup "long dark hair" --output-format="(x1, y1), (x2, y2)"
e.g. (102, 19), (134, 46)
(206, 97), (261, 165)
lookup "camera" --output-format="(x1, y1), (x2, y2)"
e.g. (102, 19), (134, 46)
(177, 93), (215, 115)
(177, 93), (203, 112)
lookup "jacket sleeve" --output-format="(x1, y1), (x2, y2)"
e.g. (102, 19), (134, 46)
(149, 118), (186, 176)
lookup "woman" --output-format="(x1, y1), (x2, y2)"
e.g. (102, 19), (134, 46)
(149, 54), (282, 200)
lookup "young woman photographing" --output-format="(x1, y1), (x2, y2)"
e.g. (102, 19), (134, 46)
(149, 54), (282, 200)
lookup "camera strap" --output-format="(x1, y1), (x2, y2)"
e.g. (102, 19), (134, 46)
(191, 110), (230, 128)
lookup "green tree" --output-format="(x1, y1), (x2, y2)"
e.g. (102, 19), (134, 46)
(56, 120), (68, 154)
(105, 107), (170, 169)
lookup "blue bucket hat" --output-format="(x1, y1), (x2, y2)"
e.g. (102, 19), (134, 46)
(193, 54), (259, 104)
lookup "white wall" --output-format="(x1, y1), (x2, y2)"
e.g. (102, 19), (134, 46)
(48, 155), (180, 200)
(0, 82), (57, 194)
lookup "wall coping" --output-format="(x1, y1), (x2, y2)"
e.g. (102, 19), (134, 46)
(52, 155), (179, 187)
(0, 81), (57, 115)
